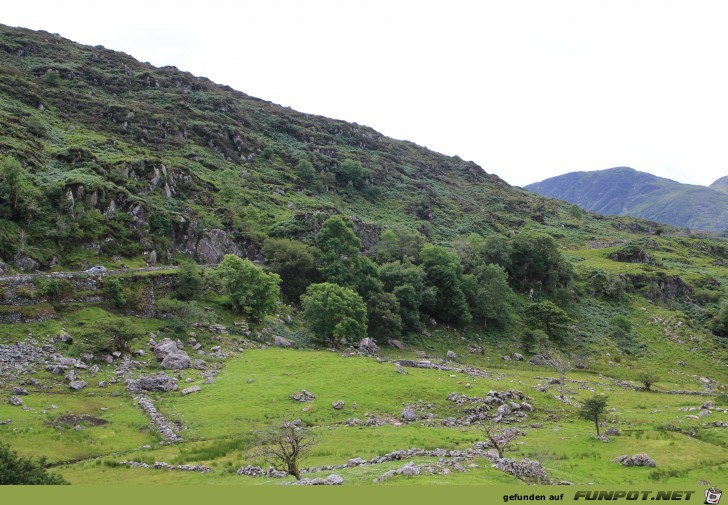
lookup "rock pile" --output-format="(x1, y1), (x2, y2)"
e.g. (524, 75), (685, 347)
(493, 458), (549, 483)
(126, 375), (179, 393)
(153, 338), (192, 370)
(612, 454), (656, 467)
(283, 474), (343, 486)
(290, 389), (316, 402)
(446, 390), (531, 424)
(119, 461), (211, 473)
(134, 395), (182, 443)
(235, 466), (288, 478)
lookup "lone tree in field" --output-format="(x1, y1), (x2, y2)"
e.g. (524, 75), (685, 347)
(579, 395), (609, 436)
(258, 421), (317, 481)
(479, 419), (520, 459)
(637, 371), (660, 391)
(544, 349), (572, 400)
(0, 442), (68, 485)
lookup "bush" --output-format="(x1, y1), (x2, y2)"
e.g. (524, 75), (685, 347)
(215, 255), (281, 320)
(174, 263), (202, 301)
(77, 317), (142, 355)
(104, 277), (126, 308)
(0, 442), (68, 484)
(34, 278), (72, 302)
(301, 283), (367, 347)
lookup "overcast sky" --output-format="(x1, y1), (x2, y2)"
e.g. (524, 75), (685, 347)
(5, 0), (728, 187)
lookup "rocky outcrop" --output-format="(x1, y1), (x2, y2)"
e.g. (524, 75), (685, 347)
(612, 454), (656, 467)
(126, 374), (179, 392)
(175, 228), (252, 264)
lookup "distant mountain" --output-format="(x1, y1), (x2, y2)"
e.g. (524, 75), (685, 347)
(525, 167), (728, 233)
(711, 175), (728, 194)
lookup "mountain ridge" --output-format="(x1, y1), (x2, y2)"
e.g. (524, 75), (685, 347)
(525, 167), (728, 233)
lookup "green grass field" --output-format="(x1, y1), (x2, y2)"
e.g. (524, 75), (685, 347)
(4, 345), (726, 486)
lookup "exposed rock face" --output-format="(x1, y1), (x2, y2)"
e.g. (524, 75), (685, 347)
(11, 253), (39, 272)
(161, 351), (192, 370)
(177, 229), (242, 265)
(387, 339), (405, 350)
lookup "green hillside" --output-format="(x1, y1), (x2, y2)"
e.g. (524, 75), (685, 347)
(0, 25), (727, 487)
(525, 167), (728, 233)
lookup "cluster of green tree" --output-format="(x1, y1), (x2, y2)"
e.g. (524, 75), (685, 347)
(162, 212), (576, 348)
(243, 215), (575, 347)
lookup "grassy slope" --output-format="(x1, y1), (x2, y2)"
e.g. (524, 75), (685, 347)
(26, 349), (725, 485)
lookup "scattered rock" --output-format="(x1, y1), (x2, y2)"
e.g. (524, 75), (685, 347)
(11, 387), (28, 396)
(699, 409), (712, 418)
(387, 339), (405, 350)
(126, 375), (179, 393)
(181, 386), (201, 396)
(446, 350), (457, 360)
(153, 338), (179, 362)
(528, 354), (547, 365)
(65, 370), (78, 383)
(605, 427), (621, 436)
(69, 381), (87, 391)
(8, 396), (23, 406)
(701, 401), (715, 410)
(284, 474), (344, 486)
(401, 406), (417, 422)
(513, 353), (524, 361)
(290, 390), (316, 402)
(359, 338), (379, 355)
(55, 331), (73, 345)
(161, 351), (192, 370)
(612, 454), (656, 467)
(332, 400), (345, 410)
(273, 336), (291, 348)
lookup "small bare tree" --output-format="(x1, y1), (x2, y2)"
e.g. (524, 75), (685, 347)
(257, 421), (317, 480)
(545, 350), (572, 400)
(479, 418), (520, 459)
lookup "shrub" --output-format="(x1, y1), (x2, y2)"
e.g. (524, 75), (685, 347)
(0, 442), (67, 484)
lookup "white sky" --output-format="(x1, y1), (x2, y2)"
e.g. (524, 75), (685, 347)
(4, 0), (728, 187)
